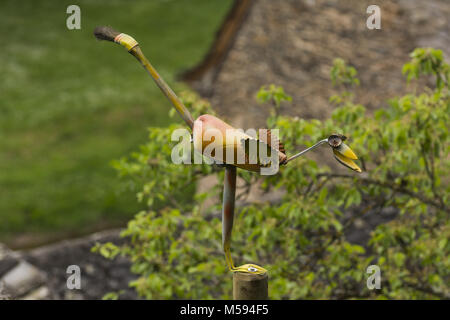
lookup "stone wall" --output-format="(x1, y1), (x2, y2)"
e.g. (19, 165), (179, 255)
(0, 230), (138, 300)
(189, 0), (450, 128)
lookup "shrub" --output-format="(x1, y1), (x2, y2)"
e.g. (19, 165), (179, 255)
(93, 48), (449, 299)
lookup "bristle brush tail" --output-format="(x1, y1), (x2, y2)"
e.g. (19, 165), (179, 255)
(93, 26), (138, 51)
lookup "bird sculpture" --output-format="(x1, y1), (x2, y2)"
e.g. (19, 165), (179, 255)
(93, 26), (361, 275)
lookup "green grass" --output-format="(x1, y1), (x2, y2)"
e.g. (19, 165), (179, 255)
(0, 0), (232, 247)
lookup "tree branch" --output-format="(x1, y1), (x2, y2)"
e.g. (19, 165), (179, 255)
(316, 173), (449, 212)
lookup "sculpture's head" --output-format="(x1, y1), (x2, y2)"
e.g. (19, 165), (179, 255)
(327, 134), (362, 172)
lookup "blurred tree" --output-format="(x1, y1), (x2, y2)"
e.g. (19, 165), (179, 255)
(93, 48), (449, 299)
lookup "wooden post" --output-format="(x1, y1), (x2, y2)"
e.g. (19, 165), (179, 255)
(233, 271), (268, 300)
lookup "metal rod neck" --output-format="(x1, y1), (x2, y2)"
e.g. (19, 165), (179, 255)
(285, 139), (328, 163)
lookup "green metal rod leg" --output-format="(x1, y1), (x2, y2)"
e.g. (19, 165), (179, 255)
(222, 165), (267, 275)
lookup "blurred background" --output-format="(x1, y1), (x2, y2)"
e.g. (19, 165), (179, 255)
(0, 0), (232, 248)
(0, 0), (448, 300)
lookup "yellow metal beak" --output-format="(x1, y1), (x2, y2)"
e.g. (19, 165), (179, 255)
(335, 142), (358, 160)
(332, 144), (362, 173)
